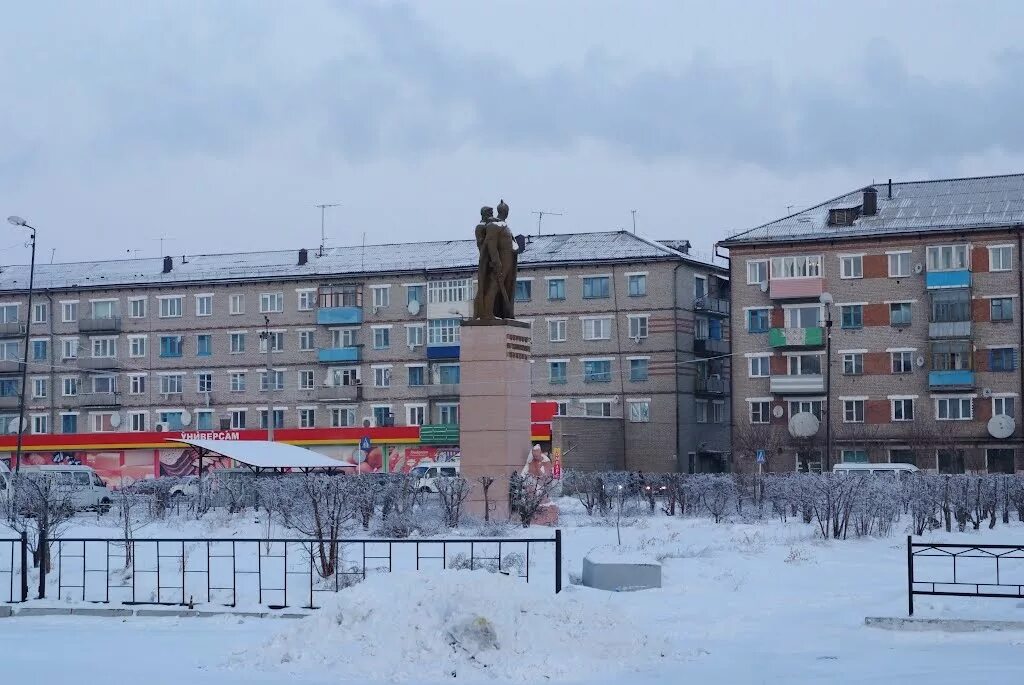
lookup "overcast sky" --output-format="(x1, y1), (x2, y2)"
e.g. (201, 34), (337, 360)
(3, 0), (1024, 266)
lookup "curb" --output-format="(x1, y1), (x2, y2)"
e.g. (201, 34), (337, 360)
(1, 605), (310, 620)
(865, 616), (1024, 632)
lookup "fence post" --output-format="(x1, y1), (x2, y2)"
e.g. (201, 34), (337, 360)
(554, 529), (562, 594)
(37, 532), (46, 600)
(19, 531), (28, 602)
(906, 534), (914, 617)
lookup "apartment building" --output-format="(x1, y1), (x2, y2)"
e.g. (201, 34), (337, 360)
(721, 174), (1024, 474)
(0, 230), (728, 473)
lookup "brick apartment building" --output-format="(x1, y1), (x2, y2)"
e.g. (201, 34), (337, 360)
(0, 230), (728, 473)
(721, 174), (1024, 474)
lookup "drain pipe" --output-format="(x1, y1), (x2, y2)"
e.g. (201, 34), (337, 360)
(672, 261), (683, 472)
(1017, 227), (1023, 451)
(714, 242), (732, 472)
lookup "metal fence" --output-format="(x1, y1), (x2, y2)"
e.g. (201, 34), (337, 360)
(47, 531), (561, 609)
(907, 536), (1024, 615)
(0, 534), (28, 604)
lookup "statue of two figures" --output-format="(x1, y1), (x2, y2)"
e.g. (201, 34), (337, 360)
(521, 444), (559, 526)
(473, 200), (527, 321)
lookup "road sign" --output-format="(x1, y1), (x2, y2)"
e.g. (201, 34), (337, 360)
(755, 449), (766, 464)
(360, 436), (372, 452)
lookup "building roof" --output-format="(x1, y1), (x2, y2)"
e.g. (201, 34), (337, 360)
(171, 438), (353, 470)
(0, 230), (722, 292)
(720, 173), (1024, 247)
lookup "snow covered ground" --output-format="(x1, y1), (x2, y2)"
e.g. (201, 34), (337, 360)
(2, 500), (1024, 683)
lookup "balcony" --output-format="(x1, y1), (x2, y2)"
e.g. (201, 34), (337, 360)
(769, 374), (825, 394)
(929, 321), (971, 338)
(926, 270), (971, 290)
(75, 391), (120, 408)
(0, 321), (25, 336)
(426, 383), (460, 398)
(79, 316), (122, 333)
(0, 395), (19, 409)
(316, 307), (363, 325)
(694, 337), (728, 356)
(769, 277), (823, 300)
(929, 369), (975, 390)
(316, 383), (362, 402)
(427, 344), (460, 360)
(317, 346), (361, 363)
(769, 327), (824, 349)
(695, 376), (727, 394)
(694, 296), (730, 316)
(0, 359), (21, 373)
(76, 356), (120, 370)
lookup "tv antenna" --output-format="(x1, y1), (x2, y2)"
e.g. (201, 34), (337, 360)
(531, 210), (564, 236)
(315, 202), (341, 256)
(631, 209), (638, 234)
(152, 236), (174, 257)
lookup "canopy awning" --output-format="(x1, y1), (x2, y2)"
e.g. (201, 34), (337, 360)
(168, 438), (354, 470)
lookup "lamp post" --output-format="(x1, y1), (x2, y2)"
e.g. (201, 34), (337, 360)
(259, 315), (274, 441)
(819, 292), (834, 472)
(7, 216), (37, 474)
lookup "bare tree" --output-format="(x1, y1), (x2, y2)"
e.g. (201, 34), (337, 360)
(272, 473), (354, 578)
(562, 471), (603, 516)
(351, 476), (379, 530)
(2, 472), (78, 598)
(511, 474), (555, 528)
(476, 476), (494, 521)
(436, 477), (472, 528)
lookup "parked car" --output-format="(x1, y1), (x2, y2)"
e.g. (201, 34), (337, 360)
(411, 462), (460, 493)
(833, 462), (919, 479)
(168, 468), (253, 498)
(20, 465), (113, 513)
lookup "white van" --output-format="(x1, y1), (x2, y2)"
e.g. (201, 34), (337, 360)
(0, 461), (10, 507)
(411, 462), (460, 493)
(21, 465), (113, 513)
(833, 462), (920, 479)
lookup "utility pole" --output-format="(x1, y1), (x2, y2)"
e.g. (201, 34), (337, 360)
(531, 210), (564, 236)
(315, 202), (341, 257)
(259, 315), (274, 441)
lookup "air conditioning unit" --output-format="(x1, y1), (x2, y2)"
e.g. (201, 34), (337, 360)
(362, 415), (375, 427)
(982, 387), (993, 398)
(154, 422), (171, 432)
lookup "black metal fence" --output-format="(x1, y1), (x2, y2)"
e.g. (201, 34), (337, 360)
(45, 531), (561, 609)
(0, 534), (28, 604)
(907, 536), (1024, 615)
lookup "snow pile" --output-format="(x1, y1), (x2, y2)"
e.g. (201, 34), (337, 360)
(243, 571), (679, 682)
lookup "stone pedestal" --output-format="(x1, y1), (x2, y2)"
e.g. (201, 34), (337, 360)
(460, 320), (531, 520)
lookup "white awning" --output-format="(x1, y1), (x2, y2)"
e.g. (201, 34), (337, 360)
(168, 438), (354, 470)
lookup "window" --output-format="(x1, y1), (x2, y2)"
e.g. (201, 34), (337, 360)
(159, 336), (182, 358)
(62, 377), (79, 397)
(555, 401), (568, 416)
(746, 260), (768, 285)
(750, 401), (771, 424)
(787, 354), (821, 375)
(259, 409), (284, 430)
(694, 275), (708, 299)
(628, 274), (647, 297)
(91, 412), (117, 433)
(299, 408), (316, 428)
(159, 374), (183, 395)
(260, 292), (284, 313)
(888, 252), (911, 277)
(931, 341), (971, 371)
(926, 244), (969, 271)
(583, 360), (612, 383)
(628, 315), (649, 339)
(321, 284), (362, 308)
(930, 290), (970, 322)
(197, 334), (212, 357)
(158, 296), (182, 318)
(259, 331), (284, 353)
(299, 330), (315, 351)
(547, 278), (566, 300)
(582, 317), (611, 340)
(936, 396), (973, 420)
(548, 319), (567, 342)
(990, 348), (1017, 372)
(33, 302), (48, 324)
(749, 356), (770, 378)
(373, 366), (391, 388)
(889, 302), (912, 327)
(372, 406), (392, 427)
(129, 336), (147, 358)
(938, 450), (966, 474)
(890, 449), (916, 465)
(31, 414), (48, 435)
(330, 367), (360, 386)
(891, 351), (914, 374)
(841, 450), (868, 463)
(407, 366), (425, 386)
(196, 373), (213, 393)
(549, 361), (567, 384)
(515, 280), (532, 302)
(628, 400), (650, 423)
(841, 305), (863, 329)
(129, 375), (146, 395)
(784, 306), (820, 328)
(230, 333), (245, 354)
(840, 255), (863, 279)
(582, 276), (610, 299)
(630, 358), (649, 381)
(297, 290), (316, 311)
(371, 285), (391, 309)
(843, 399), (864, 423)
(230, 410), (247, 429)
(696, 399), (708, 423)
(0, 341), (18, 361)
(991, 297), (1014, 322)
(993, 396), (1015, 418)
(989, 245), (1013, 272)
(770, 255), (821, 279)
(259, 370), (284, 391)
(987, 448), (1015, 474)
(129, 298), (146, 318)
(61, 414), (78, 434)
(32, 378), (47, 399)
(88, 374), (112, 394)
(406, 325), (425, 348)
(195, 411), (213, 430)
(372, 327), (391, 350)
(229, 372), (246, 392)
(61, 338), (79, 360)
(195, 294), (213, 317)
(788, 400), (823, 420)
(406, 405), (426, 426)
(31, 339), (48, 361)
(427, 279), (471, 305)
(330, 407), (356, 427)
(298, 370), (314, 390)
(837, 352), (861, 375)
(427, 319), (460, 345)
(406, 285), (425, 307)
(711, 401), (724, 424)
(747, 309), (770, 333)
(438, 403), (460, 424)
(230, 294), (245, 315)
(61, 301), (78, 323)
(582, 401), (611, 418)
(90, 300), (118, 320)
(92, 337), (116, 358)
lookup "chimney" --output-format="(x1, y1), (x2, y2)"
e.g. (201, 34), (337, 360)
(162, 256), (173, 273)
(298, 248), (308, 266)
(862, 186), (878, 216)
(888, 178), (892, 199)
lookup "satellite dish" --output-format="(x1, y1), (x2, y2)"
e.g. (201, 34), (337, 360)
(759, 281), (769, 293)
(913, 263), (924, 274)
(788, 411), (820, 438)
(988, 414), (1015, 439)
(408, 300), (421, 315)
(180, 410), (192, 426)
(916, 356), (925, 368)
(109, 413), (121, 429)
(772, 405), (785, 419)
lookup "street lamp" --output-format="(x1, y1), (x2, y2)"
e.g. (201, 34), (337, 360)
(7, 216), (37, 474)
(819, 291), (834, 472)
(259, 315), (274, 441)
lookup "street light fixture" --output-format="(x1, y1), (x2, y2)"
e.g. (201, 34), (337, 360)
(7, 216), (37, 474)
(819, 292), (834, 473)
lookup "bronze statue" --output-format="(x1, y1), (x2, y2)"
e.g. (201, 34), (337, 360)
(473, 199), (526, 320)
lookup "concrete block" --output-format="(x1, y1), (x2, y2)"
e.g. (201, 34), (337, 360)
(197, 610), (266, 619)
(0, 605), (12, 618)
(865, 616), (1024, 632)
(71, 607), (132, 617)
(582, 549), (661, 592)
(134, 609), (199, 618)
(15, 607), (74, 616)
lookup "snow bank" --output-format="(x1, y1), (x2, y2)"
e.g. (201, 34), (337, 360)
(242, 570), (678, 682)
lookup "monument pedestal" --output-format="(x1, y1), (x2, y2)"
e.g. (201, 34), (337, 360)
(460, 320), (531, 520)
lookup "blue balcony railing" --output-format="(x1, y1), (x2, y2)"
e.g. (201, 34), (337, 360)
(928, 369), (975, 388)
(926, 270), (971, 290)
(317, 347), (361, 363)
(427, 344), (460, 360)
(316, 306), (363, 325)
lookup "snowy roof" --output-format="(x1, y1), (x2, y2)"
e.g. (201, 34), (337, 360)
(0, 230), (721, 293)
(171, 438), (352, 470)
(721, 173), (1024, 247)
